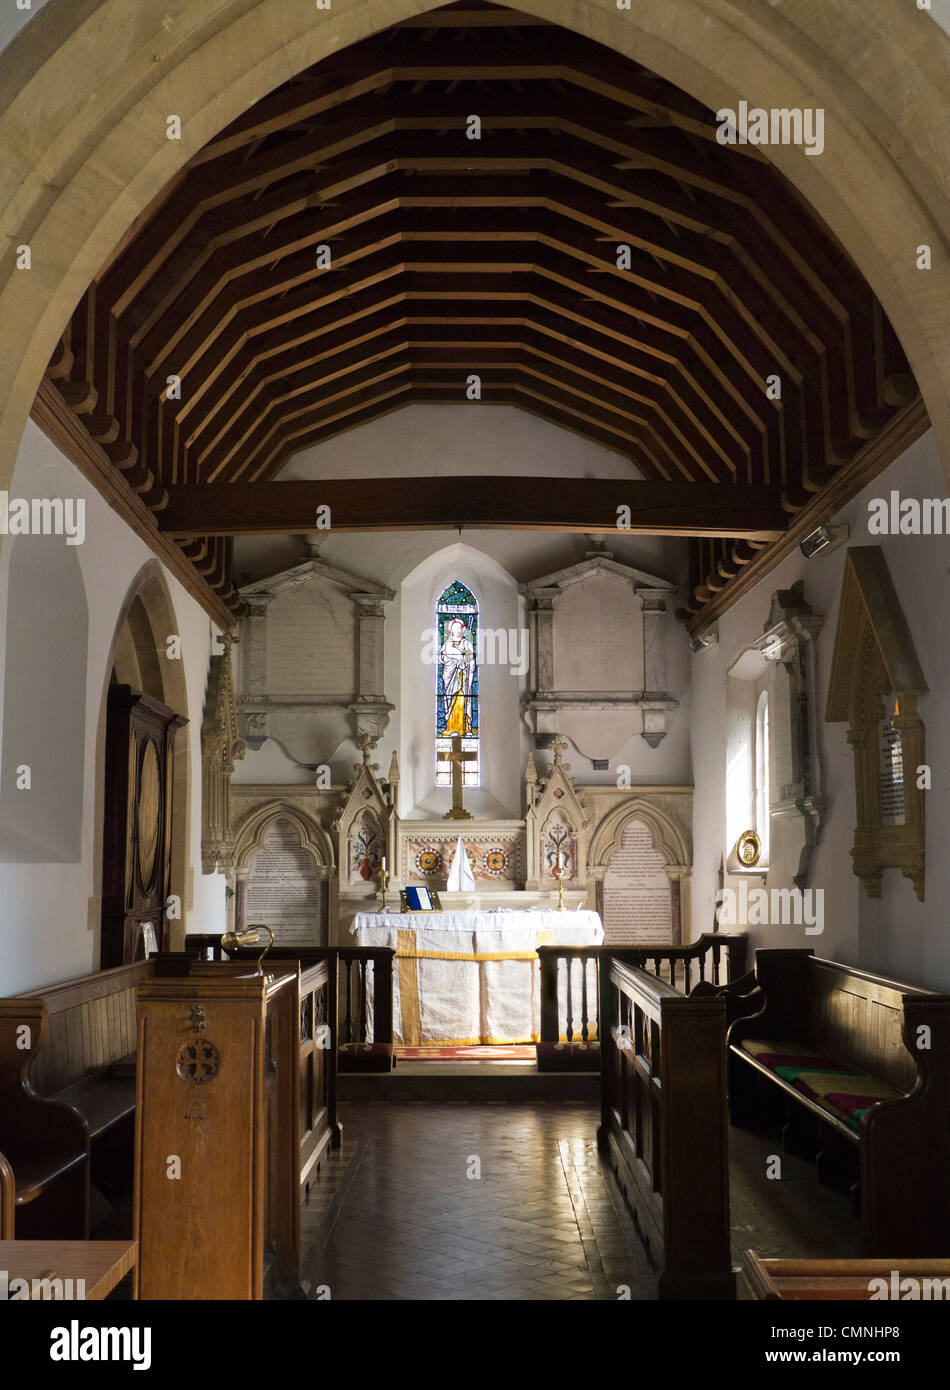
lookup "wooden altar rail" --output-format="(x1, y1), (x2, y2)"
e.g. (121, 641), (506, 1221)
(183, 937), (395, 1073)
(598, 957), (733, 1299)
(537, 933), (748, 1070)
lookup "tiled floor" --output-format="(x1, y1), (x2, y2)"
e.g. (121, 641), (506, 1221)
(297, 1100), (863, 1302)
(299, 1102), (656, 1300)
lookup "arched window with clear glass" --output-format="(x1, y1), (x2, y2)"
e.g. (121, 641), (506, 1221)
(435, 580), (480, 787)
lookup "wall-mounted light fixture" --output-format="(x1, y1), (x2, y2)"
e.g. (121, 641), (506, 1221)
(688, 628), (719, 654)
(800, 522), (849, 559)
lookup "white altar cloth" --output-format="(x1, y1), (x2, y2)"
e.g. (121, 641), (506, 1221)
(350, 909), (604, 1045)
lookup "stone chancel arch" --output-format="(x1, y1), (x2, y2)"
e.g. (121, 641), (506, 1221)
(0, 0), (948, 506)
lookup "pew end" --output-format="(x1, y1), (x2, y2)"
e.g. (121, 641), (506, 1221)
(0, 999), (90, 1238)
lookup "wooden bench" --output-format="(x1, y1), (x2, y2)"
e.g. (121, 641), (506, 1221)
(725, 948), (950, 1255)
(0, 960), (158, 1238)
(740, 1252), (950, 1301)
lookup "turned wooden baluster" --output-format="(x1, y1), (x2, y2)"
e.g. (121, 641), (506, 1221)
(565, 957), (574, 1043)
(712, 938), (723, 986)
(344, 957), (354, 1044)
(359, 959), (368, 1043)
(581, 955), (589, 1042)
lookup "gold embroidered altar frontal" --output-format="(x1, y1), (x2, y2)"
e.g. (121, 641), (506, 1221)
(351, 910), (604, 1045)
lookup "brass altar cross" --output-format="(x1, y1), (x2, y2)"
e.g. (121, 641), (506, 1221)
(438, 734), (476, 820)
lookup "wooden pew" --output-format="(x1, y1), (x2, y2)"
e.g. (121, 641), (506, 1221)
(740, 1252), (950, 1300)
(0, 960), (157, 1237)
(599, 956), (733, 1298)
(727, 949), (950, 1255)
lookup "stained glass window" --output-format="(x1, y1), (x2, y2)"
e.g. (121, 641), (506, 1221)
(435, 580), (480, 787)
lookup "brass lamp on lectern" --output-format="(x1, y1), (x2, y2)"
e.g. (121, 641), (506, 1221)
(220, 922), (274, 974)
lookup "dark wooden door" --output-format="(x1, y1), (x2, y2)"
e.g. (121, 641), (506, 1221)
(101, 684), (187, 967)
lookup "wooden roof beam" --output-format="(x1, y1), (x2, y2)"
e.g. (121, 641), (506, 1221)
(161, 476), (787, 538)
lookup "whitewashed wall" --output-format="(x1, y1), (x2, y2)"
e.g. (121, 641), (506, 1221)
(690, 429), (950, 991)
(0, 422), (226, 993)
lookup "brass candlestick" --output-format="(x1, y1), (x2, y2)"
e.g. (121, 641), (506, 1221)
(377, 856), (390, 910)
(553, 863), (567, 911)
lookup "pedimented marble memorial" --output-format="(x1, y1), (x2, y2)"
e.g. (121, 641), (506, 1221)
(521, 548), (679, 758)
(237, 543), (395, 764)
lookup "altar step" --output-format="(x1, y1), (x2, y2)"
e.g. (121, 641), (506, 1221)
(339, 1062), (599, 1102)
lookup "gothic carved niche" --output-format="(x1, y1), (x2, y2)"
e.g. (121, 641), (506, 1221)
(201, 631), (245, 874)
(332, 736), (398, 891)
(524, 735), (592, 890)
(826, 547), (928, 901)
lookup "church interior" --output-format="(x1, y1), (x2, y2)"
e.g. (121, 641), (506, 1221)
(1, 0), (950, 1325)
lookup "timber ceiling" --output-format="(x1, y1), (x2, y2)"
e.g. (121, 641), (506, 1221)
(43, 1), (920, 624)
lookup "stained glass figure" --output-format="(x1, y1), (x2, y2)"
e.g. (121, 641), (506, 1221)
(435, 580), (480, 787)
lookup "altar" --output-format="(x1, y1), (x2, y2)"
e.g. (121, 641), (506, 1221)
(350, 909), (604, 1045)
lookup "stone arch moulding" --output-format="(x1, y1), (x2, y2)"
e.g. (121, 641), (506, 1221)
(232, 801), (335, 937)
(234, 802), (334, 875)
(2, 0), (950, 504)
(589, 798), (690, 873)
(588, 797), (692, 945)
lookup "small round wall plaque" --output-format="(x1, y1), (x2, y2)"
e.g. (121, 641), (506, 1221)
(736, 829), (762, 868)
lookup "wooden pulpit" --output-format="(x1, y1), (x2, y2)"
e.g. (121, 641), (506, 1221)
(133, 962), (300, 1300)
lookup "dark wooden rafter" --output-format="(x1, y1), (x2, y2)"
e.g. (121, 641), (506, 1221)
(43, 0), (917, 623)
(161, 478), (788, 538)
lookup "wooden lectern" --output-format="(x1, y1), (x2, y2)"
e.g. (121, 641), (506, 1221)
(133, 962), (300, 1300)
